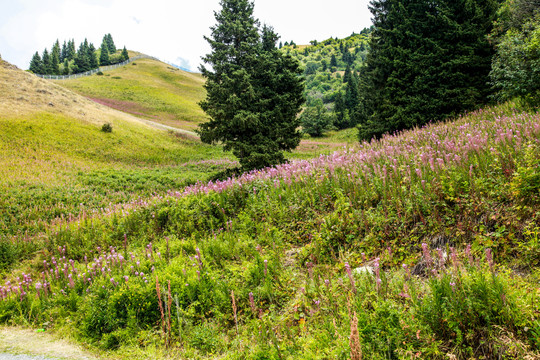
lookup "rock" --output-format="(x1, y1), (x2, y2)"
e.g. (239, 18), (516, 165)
(353, 266), (374, 275)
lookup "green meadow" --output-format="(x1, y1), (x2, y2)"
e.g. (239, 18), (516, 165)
(54, 58), (207, 130)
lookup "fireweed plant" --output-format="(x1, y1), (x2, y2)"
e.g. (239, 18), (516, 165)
(0, 102), (539, 358)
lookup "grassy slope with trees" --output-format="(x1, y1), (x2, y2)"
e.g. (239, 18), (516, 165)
(1, 0), (539, 358)
(55, 57), (208, 130)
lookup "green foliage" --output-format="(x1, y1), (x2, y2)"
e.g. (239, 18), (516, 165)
(510, 142), (540, 201)
(199, 2), (304, 171)
(490, 18), (540, 105)
(0, 240), (18, 273)
(282, 31), (371, 130)
(358, 0), (499, 140)
(101, 122), (113, 132)
(1, 103), (540, 358)
(29, 35), (125, 75)
(301, 100), (334, 137)
(99, 41), (110, 66)
(29, 52), (42, 74)
(120, 46), (129, 62)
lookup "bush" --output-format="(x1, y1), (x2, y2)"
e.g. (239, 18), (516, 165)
(101, 123), (113, 133)
(96, 71), (104, 76)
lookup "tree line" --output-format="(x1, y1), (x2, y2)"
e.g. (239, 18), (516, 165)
(199, 0), (540, 171)
(298, 0), (539, 140)
(29, 34), (129, 75)
(356, 0), (539, 140)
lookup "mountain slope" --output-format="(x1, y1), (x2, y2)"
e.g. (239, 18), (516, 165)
(0, 59), (231, 239)
(53, 57), (207, 131)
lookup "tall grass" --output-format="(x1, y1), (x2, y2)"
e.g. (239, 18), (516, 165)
(0, 102), (538, 358)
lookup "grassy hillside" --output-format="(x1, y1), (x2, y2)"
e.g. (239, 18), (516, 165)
(1, 97), (539, 359)
(54, 57), (207, 131)
(0, 59), (232, 241)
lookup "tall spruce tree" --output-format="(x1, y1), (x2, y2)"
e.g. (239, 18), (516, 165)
(88, 43), (98, 69)
(42, 49), (52, 74)
(199, 0), (304, 171)
(61, 41), (68, 62)
(51, 40), (61, 75)
(120, 46), (129, 62)
(358, 0), (498, 140)
(67, 39), (76, 61)
(105, 34), (116, 53)
(74, 40), (90, 72)
(99, 41), (110, 66)
(29, 52), (43, 73)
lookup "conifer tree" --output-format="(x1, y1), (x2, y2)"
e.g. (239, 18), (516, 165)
(343, 64), (352, 83)
(51, 40), (61, 75)
(330, 53), (338, 68)
(61, 41), (68, 62)
(29, 52), (43, 74)
(333, 91), (349, 129)
(88, 43), (98, 69)
(358, 0), (498, 140)
(74, 40), (90, 72)
(105, 34), (116, 53)
(199, 0), (304, 171)
(67, 39), (76, 60)
(120, 46), (129, 62)
(99, 41), (110, 66)
(42, 49), (52, 74)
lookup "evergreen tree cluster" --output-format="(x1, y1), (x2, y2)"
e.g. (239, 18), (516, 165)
(28, 34), (129, 75)
(199, 0), (305, 172)
(357, 0), (500, 140)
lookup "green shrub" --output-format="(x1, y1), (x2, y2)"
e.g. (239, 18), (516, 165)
(101, 123), (113, 133)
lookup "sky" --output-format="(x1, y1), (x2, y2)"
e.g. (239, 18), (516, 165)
(0, 0), (372, 72)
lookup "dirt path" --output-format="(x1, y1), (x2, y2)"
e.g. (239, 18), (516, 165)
(0, 327), (98, 360)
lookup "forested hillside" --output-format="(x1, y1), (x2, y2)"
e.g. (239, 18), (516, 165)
(282, 29), (372, 135)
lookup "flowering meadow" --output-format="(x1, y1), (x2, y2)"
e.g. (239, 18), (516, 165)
(1, 102), (540, 359)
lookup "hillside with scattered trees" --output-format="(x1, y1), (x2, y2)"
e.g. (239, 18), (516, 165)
(281, 30), (372, 135)
(28, 34), (129, 76)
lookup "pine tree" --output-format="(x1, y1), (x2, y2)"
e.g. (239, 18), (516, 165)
(74, 40), (90, 72)
(29, 52), (43, 74)
(51, 40), (61, 75)
(106, 34), (116, 53)
(333, 91), (349, 129)
(67, 39), (76, 61)
(88, 43), (98, 69)
(199, 0), (304, 171)
(100, 41), (110, 66)
(42, 49), (52, 75)
(61, 41), (68, 62)
(345, 72), (359, 114)
(358, 0), (498, 140)
(120, 46), (129, 62)
(343, 64), (352, 83)
(330, 53), (338, 68)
